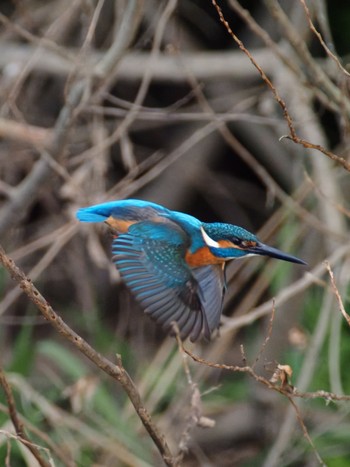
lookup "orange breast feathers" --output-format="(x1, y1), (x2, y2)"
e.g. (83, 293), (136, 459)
(185, 246), (225, 267)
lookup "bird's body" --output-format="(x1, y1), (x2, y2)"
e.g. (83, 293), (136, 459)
(77, 199), (306, 341)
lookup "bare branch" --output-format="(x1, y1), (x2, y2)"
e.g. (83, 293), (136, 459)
(0, 244), (175, 466)
(299, 0), (350, 77)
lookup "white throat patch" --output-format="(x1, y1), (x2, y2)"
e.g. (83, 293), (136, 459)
(200, 226), (220, 248)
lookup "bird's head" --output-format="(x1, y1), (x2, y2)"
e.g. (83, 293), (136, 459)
(201, 223), (306, 265)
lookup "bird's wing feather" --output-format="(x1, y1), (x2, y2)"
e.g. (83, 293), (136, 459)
(112, 221), (210, 341)
(192, 264), (226, 334)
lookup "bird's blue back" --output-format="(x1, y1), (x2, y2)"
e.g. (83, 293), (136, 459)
(77, 199), (206, 253)
(76, 199), (170, 222)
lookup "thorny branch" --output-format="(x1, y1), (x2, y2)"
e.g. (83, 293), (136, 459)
(184, 347), (350, 403)
(0, 244), (175, 467)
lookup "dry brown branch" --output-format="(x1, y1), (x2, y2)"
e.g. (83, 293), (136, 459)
(183, 347), (350, 465)
(0, 365), (51, 467)
(184, 348), (350, 401)
(299, 0), (350, 78)
(0, 244), (175, 466)
(228, 0), (300, 76)
(280, 134), (350, 172)
(211, 0), (350, 172)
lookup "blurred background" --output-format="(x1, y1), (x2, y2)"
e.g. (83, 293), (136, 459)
(0, 0), (350, 465)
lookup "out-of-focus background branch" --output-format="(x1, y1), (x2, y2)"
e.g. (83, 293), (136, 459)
(0, 0), (349, 465)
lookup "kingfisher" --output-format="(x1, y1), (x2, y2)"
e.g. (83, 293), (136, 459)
(77, 199), (306, 342)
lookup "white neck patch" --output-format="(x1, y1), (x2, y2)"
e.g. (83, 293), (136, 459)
(200, 226), (220, 248)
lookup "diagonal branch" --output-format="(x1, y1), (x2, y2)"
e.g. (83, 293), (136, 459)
(0, 243), (175, 467)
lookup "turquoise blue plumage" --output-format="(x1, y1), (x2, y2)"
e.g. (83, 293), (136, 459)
(77, 199), (306, 341)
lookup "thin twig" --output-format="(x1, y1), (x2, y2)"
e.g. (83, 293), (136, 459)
(264, 0), (348, 111)
(0, 12), (76, 63)
(253, 299), (276, 368)
(283, 395), (325, 466)
(183, 347), (350, 402)
(326, 261), (350, 327)
(0, 366), (51, 467)
(299, 0), (350, 77)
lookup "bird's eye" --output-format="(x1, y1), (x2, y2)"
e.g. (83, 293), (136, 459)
(231, 238), (257, 249)
(241, 240), (257, 249)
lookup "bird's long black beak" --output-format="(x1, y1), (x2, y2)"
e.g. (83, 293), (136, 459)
(251, 243), (307, 265)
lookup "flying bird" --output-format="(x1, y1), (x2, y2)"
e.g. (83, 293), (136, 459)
(77, 199), (306, 342)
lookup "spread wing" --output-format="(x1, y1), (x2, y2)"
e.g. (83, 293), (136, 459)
(112, 221), (211, 341)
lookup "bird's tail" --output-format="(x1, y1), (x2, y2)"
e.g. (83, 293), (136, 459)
(76, 204), (111, 222)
